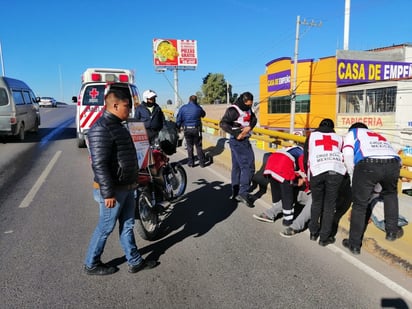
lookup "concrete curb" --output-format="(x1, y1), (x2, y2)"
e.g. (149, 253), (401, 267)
(200, 133), (412, 276)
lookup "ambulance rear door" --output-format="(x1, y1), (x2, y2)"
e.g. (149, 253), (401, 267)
(76, 83), (106, 148)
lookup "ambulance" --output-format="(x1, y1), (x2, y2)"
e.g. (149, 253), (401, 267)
(72, 68), (140, 147)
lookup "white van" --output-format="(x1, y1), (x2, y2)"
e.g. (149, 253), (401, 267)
(0, 77), (41, 141)
(72, 68), (140, 148)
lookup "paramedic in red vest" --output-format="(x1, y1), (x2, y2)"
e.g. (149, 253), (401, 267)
(255, 146), (305, 226)
(134, 89), (165, 145)
(219, 92), (257, 208)
(341, 122), (402, 255)
(304, 118), (346, 246)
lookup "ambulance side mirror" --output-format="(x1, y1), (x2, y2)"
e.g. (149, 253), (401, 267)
(72, 96), (78, 103)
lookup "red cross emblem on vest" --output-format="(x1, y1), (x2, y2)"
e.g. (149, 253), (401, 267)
(89, 88), (99, 99)
(367, 131), (386, 141)
(315, 135), (339, 151)
(243, 111), (251, 122)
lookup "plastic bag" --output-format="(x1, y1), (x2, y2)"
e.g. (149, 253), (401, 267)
(158, 120), (178, 155)
(370, 197), (409, 232)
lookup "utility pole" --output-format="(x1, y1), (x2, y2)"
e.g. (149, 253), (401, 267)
(173, 67), (179, 107)
(226, 80), (230, 104)
(343, 0), (351, 50)
(289, 16), (322, 134)
(58, 64), (64, 102)
(0, 41), (5, 76)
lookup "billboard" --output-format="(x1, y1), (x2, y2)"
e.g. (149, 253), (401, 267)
(153, 38), (198, 70)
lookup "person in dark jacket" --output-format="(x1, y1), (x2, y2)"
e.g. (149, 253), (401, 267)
(84, 85), (157, 275)
(176, 95), (206, 167)
(219, 91), (257, 208)
(134, 89), (165, 145)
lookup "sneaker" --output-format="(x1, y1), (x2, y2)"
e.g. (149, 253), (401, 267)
(236, 194), (254, 208)
(318, 236), (336, 247)
(280, 227), (298, 238)
(229, 186), (239, 200)
(310, 233), (319, 241)
(84, 264), (117, 276)
(342, 238), (361, 255)
(282, 219), (293, 227)
(253, 213), (274, 223)
(128, 259), (159, 273)
(385, 227), (404, 241)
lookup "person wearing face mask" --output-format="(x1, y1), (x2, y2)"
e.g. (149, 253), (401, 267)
(135, 89), (165, 145)
(219, 92), (257, 208)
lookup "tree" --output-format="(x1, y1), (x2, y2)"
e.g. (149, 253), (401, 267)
(200, 73), (234, 104)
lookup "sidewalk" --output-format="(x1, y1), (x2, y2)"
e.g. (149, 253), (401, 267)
(201, 134), (412, 276)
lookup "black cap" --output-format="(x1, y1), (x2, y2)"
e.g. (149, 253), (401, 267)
(319, 118), (334, 129)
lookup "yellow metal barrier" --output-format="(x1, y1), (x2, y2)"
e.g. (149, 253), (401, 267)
(164, 109), (412, 181)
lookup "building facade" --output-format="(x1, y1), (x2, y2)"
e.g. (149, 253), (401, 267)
(259, 43), (412, 152)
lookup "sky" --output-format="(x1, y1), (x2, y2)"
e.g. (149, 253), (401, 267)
(0, 0), (411, 106)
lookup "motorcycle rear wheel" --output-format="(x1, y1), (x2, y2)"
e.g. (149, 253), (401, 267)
(135, 188), (159, 240)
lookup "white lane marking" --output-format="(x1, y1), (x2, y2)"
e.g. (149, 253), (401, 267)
(329, 245), (412, 303)
(19, 150), (62, 208)
(198, 157), (412, 301)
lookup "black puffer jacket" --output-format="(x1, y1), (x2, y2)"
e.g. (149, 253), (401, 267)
(87, 111), (138, 199)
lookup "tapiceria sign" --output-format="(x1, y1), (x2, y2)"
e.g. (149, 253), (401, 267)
(337, 59), (412, 86)
(153, 38), (197, 69)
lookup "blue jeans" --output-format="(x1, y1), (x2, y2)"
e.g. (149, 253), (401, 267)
(84, 189), (143, 268)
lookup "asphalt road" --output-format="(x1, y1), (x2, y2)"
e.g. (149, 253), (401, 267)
(0, 105), (411, 308)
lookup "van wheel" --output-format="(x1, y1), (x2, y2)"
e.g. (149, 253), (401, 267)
(32, 120), (39, 133)
(78, 137), (86, 148)
(19, 124), (25, 141)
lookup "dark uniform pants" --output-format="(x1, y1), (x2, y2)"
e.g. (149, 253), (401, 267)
(309, 171), (344, 241)
(349, 159), (400, 248)
(229, 138), (255, 197)
(184, 127), (205, 166)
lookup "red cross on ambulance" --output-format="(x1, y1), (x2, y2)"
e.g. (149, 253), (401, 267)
(89, 88), (99, 99)
(315, 135), (339, 151)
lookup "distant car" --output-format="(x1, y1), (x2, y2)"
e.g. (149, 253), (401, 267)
(39, 96), (57, 107)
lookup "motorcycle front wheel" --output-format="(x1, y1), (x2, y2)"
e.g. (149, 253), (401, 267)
(168, 163), (187, 201)
(135, 188), (159, 241)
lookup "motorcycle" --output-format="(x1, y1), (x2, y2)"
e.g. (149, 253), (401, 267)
(135, 145), (187, 240)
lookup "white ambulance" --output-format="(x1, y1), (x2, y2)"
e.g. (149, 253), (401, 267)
(72, 68), (140, 147)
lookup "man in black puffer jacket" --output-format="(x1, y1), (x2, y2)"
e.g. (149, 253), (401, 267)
(84, 85), (157, 276)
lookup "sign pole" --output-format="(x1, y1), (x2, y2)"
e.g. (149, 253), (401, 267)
(173, 67), (179, 107)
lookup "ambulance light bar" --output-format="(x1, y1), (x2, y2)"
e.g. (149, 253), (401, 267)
(91, 73), (101, 81)
(82, 68), (133, 84)
(89, 73), (129, 83)
(119, 74), (129, 82)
